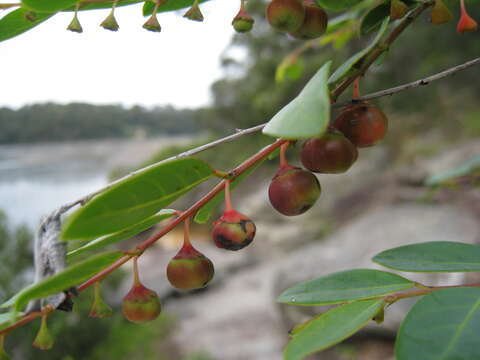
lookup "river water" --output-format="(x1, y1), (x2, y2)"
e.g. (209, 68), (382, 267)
(0, 136), (193, 229)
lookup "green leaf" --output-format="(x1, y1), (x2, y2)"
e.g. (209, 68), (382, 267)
(276, 56), (304, 83)
(425, 156), (480, 186)
(373, 241), (480, 272)
(328, 17), (389, 85)
(194, 161), (265, 224)
(277, 269), (414, 306)
(0, 8), (53, 43)
(396, 287), (480, 360)
(315, 0), (364, 11)
(66, 0), (141, 11)
(22, 0), (76, 12)
(61, 158), (214, 240)
(143, 0), (212, 16)
(325, 12), (357, 34)
(360, 2), (390, 36)
(263, 61), (331, 140)
(67, 209), (176, 260)
(3, 252), (124, 312)
(284, 299), (383, 360)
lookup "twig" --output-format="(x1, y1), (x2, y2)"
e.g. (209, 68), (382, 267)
(333, 56), (480, 107)
(46, 55), (480, 222)
(0, 139), (287, 336)
(331, 1), (435, 102)
(0, 3), (20, 10)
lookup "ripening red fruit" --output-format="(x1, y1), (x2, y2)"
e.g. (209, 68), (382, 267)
(122, 284), (161, 323)
(301, 129), (358, 174)
(122, 258), (161, 323)
(456, 0), (477, 33)
(167, 241), (214, 290)
(268, 165), (321, 216)
(333, 102), (388, 148)
(266, 0), (305, 32)
(212, 209), (256, 251)
(232, 0), (255, 33)
(289, 0), (328, 39)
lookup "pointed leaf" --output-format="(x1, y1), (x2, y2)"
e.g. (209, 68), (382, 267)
(3, 252), (124, 312)
(360, 2), (390, 36)
(396, 287), (480, 360)
(285, 300), (383, 360)
(329, 17), (389, 85)
(315, 0), (364, 11)
(373, 241), (480, 272)
(263, 61), (331, 140)
(61, 158), (214, 240)
(194, 160), (265, 224)
(0, 8), (53, 43)
(67, 209), (176, 260)
(277, 269), (414, 306)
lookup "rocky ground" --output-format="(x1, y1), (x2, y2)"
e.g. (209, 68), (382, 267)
(121, 140), (479, 360)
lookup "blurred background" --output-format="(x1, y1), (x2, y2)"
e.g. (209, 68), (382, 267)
(0, 0), (479, 359)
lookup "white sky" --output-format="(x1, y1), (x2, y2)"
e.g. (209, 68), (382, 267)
(0, 0), (239, 109)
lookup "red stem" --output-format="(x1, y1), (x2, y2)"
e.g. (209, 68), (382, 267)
(279, 142), (289, 168)
(460, 0), (466, 13)
(132, 256), (141, 286)
(183, 217), (192, 247)
(353, 77), (361, 99)
(224, 180), (233, 212)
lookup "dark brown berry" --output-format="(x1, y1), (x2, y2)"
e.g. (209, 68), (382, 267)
(268, 165), (321, 216)
(301, 129), (358, 173)
(289, 0), (328, 39)
(266, 0), (305, 32)
(333, 102), (388, 148)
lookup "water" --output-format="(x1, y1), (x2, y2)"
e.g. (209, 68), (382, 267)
(0, 137), (193, 229)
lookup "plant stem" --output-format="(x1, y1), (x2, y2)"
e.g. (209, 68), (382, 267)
(381, 282), (480, 303)
(224, 180), (233, 212)
(279, 142), (289, 168)
(331, 1), (434, 102)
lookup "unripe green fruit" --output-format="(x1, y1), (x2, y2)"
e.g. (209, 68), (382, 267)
(232, 17), (254, 33)
(266, 0), (305, 32)
(268, 165), (321, 216)
(390, 0), (408, 20)
(301, 129), (358, 174)
(333, 102), (388, 148)
(167, 243), (214, 290)
(122, 284), (161, 323)
(212, 210), (256, 251)
(289, 0), (327, 39)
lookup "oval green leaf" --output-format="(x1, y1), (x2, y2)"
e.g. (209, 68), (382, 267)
(277, 269), (414, 306)
(285, 299), (383, 360)
(143, 0), (212, 16)
(0, 8), (54, 42)
(4, 252), (124, 312)
(61, 158), (214, 240)
(396, 287), (480, 360)
(360, 2), (390, 36)
(67, 209), (176, 260)
(328, 17), (389, 85)
(315, 0), (363, 11)
(263, 61), (331, 140)
(22, 0), (77, 12)
(373, 241), (480, 272)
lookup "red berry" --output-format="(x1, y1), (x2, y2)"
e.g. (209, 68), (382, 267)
(212, 210), (256, 251)
(333, 102), (388, 148)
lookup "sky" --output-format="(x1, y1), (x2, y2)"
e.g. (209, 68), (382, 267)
(0, 0), (239, 109)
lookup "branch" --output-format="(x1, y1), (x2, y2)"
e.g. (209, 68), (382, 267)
(0, 3), (20, 10)
(331, 1), (435, 102)
(0, 139), (287, 336)
(333, 56), (480, 107)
